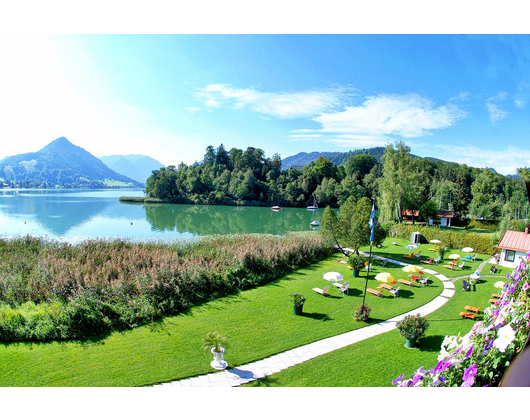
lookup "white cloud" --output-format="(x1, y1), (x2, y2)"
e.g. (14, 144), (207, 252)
(325, 134), (394, 149)
(312, 93), (467, 138)
(515, 99), (526, 108)
(417, 144), (530, 175)
(196, 84), (345, 119)
(486, 92), (510, 124)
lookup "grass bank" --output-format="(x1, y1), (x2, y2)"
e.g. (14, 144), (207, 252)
(0, 252), (442, 386)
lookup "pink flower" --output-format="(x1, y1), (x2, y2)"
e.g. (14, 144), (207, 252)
(523, 282), (530, 292)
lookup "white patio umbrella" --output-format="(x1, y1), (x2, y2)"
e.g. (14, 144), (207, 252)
(405, 244), (418, 250)
(448, 254), (461, 260)
(430, 239), (441, 244)
(323, 271), (344, 282)
(402, 265), (422, 273)
(462, 247), (474, 253)
(375, 272), (395, 283)
(494, 281), (505, 289)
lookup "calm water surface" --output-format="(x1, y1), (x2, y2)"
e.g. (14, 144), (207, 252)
(0, 189), (322, 242)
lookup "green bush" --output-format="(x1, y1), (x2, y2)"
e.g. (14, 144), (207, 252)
(389, 224), (495, 255)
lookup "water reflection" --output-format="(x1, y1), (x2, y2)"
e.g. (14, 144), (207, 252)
(0, 189), (322, 241)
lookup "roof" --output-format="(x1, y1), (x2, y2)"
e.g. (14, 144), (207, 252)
(496, 230), (530, 252)
(402, 210), (419, 217)
(438, 211), (454, 218)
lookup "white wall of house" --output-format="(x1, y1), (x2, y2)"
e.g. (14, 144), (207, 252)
(440, 217), (451, 227)
(499, 249), (527, 268)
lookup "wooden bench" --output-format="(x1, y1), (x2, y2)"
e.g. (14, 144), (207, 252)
(398, 278), (413, 287)
(366, 288), (383, 297)
(378, 283), (394, 291)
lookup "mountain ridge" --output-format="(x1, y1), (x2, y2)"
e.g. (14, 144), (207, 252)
(0, 137), (143, 188)
(99, 154), (165, 184)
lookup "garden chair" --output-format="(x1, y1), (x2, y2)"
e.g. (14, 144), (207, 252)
(470, 254), (478, 261)
(413, 251), (422, 259)
(419, 276), (429, 287)
(457, 261), (465, 270)
(338, 283), (350, 296)
(333, 279), (349, 289)
(462, 280), (470, 291)
(433, 257), (441, 264)
(429, 245), (438, 251)
(390, 286), (401, 298)
(490, 265), (497, 274)
(312, 285), (330, 296)
(380, 258), (388, 266)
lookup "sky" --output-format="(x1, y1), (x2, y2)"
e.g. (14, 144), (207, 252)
(2, 8), (530, 176)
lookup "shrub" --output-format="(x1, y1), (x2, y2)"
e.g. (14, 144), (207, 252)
(0, 233), (333, 342)
(396, 313), (429, 341)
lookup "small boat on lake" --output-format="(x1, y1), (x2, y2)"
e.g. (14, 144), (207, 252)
(307, 195), (318, 211)
(271, 205), (282, 211)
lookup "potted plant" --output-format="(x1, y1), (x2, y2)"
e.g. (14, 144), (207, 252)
(290, 293), (306, 315)
(353, 304), (371, 322)
(202, 331), (229, 370)
(396, 313), (429, 349)
(437, 246), (447, 261)
(348, 253), (368, 277)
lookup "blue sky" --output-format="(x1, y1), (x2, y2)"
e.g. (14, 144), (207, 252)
(2, 32), (530, 175)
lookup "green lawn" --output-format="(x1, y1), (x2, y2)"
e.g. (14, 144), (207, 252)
(0, 235), (506, 387)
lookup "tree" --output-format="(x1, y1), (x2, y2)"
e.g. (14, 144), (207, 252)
(469, 168), (503, 220)
(320, 197), (386, 256)
(378, 141), (418, 223)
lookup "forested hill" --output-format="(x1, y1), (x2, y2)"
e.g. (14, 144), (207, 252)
(0, 137), (143, 188)
(281, 148), (386, 170)
(143, 142), (529, 222)
(281, 147), (449, 170)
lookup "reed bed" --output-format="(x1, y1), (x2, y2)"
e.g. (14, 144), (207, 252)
(0, 233), (332, 342)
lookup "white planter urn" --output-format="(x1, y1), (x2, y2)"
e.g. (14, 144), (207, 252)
(210, 347), (227, 370)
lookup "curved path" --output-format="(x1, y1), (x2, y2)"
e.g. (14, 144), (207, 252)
(153, 253), (456, 387)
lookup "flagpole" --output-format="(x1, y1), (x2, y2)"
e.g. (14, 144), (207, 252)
(362, 198), (376, 308)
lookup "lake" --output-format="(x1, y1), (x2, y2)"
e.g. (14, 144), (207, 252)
(0, 188), (323, 242)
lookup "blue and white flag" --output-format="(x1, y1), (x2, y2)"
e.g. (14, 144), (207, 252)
(369, 202), (375, 244)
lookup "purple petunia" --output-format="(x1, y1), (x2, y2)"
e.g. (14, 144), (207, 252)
(523, 282), (529, 292)
(392, 374), (404, 385)
(462, 364), (477, 387)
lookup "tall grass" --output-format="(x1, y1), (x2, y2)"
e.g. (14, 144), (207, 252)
(0, 233), (332, 342)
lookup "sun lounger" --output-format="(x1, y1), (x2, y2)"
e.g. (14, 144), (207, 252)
(489, 298), (499, 305)
(398, 278), (413, 287)
(312, 286), (330, 296)
(443, 264), (455, 270)
(463, 302), (483, 314)
(403, 253), (415, 259)
(420, 257), (434, 264)
(366, 288), (383, 297)
(492, 293), (502, 299)
(459, 311), (478, 320)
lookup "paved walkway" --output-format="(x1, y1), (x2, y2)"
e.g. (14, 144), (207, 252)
(153, 252), (455, 388)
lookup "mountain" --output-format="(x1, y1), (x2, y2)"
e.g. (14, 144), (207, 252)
(281, 148), (386, 170)
(281, 147), (451, 170)
(99, 154), (165, 184)
(0, 137), (143, 188)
